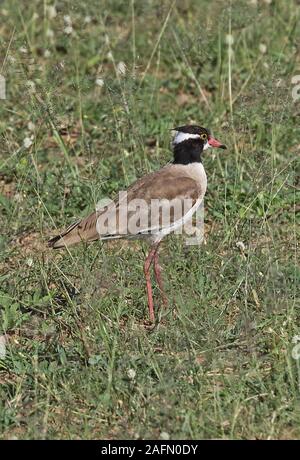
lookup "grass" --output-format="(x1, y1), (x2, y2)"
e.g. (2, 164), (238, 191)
(0, 0), (299, 439)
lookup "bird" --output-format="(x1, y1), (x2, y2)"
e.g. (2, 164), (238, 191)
(48, 125), (226, 323)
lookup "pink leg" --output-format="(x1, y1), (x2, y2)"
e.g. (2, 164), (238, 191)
(153, 246), (168, 307)
(143, 244), (158, 322)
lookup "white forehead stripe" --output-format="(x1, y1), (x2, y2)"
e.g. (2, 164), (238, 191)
(173, 131), (200, 145)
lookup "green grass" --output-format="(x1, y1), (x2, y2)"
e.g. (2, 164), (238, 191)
(0, 0), (299, 439)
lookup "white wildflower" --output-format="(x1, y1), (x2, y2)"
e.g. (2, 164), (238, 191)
(292, 344), (300, 360)
(84, 16), (92, 24)
(14, 193), (23, 203)
(259, 43), (267, 54)
(23, 137), (33, 149)
(26, 80), (36, 92)
(64, 15), (72, 25)
(19, 46), (28, 54)
(236, 241), (246, 251)
(64, 26), (73, 35)
(127, 368), (136, 380)
(107, 51), (113, 60)
(46, 28), (54, 39)
(117, 61), (126, 76)
(0, 336), (6, 359)
(95, 78), (104, 87)
(292, 335), (300, 344)
(26, 258), (34, 267)
(28, 121), (35, 131)
(225, 34), (234, 46)
(47, 5), (57, 19)
(44, 49), (51, 58)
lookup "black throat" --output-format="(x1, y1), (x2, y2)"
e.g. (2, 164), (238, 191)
(173, 139), (204, 165)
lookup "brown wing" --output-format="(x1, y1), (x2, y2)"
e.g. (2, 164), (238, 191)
(48, 165), (203, 248)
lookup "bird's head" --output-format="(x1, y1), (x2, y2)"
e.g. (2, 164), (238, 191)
(171, 125), (226, 165)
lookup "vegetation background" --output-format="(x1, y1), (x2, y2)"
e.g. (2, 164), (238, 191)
(0, 0), (299, 439)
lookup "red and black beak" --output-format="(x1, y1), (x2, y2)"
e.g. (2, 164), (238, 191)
(208, 136), (227, 149)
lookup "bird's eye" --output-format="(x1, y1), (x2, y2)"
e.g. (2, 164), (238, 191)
(200, 133), (207, 140)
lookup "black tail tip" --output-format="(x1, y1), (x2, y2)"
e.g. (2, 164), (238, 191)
(48, 235), (62, 248)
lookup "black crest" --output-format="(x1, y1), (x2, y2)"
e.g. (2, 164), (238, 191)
(173, 125), (210, 137)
